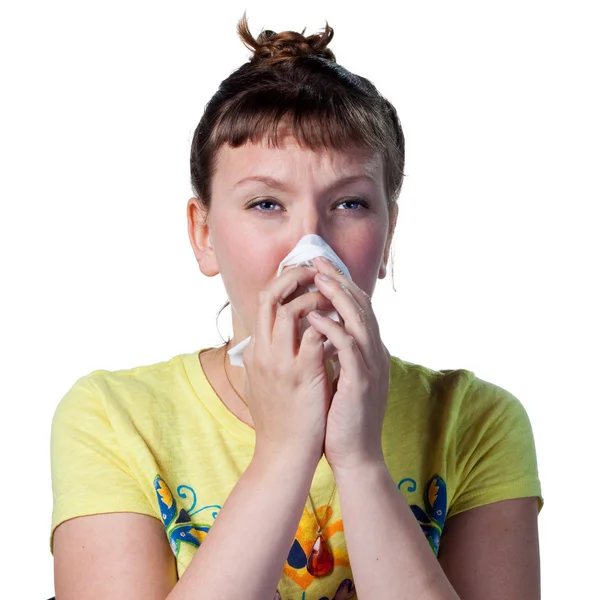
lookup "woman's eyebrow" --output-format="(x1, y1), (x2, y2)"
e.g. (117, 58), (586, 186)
(233, 174), (377, 192)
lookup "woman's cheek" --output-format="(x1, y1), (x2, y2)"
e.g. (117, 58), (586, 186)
(229, 253), (279, 307)
(345, 249), (383, 295)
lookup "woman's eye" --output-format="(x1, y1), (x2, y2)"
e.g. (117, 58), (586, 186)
(246, 197), (369, 213)
(247, 199), (282, 212)
(336, 198), (369, 211)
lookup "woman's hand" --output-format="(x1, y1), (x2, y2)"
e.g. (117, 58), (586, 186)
(306, 256), (391, 474)
(241, 265), (335, 465)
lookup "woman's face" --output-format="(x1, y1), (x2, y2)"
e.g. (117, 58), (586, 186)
(188, 135), (396, 341)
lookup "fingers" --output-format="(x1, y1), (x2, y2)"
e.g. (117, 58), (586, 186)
(306, 311), (368, 388)
(297, 324), (328, 372)
(312, 257), (379, 354)
(253, 265), (319, 357)
(272, 290), (335, 355)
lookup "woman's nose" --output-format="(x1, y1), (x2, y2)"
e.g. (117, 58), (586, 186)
(294, 208), (328, 240)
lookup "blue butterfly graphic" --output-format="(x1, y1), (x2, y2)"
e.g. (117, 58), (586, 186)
(399, 474), (447, 556)
(154, 475), (219, 556)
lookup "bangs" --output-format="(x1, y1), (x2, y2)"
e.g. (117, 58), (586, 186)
(210, 87), (389, 155)
(191, 50), (405, 207)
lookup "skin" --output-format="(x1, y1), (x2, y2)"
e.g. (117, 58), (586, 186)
(187, 134), (398, 432)
(52, 133), (540, 600)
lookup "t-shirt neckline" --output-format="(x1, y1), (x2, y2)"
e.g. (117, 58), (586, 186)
(182, 346), (256, 446)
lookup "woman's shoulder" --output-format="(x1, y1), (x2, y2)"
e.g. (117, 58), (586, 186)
(389, 354), (476, 395)
(388, 354), (527, 420)
(54, 348), (206, 421)
(83, 350), (188, 389)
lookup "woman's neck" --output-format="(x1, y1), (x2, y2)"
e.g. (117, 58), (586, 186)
(199, 344), (254, 429)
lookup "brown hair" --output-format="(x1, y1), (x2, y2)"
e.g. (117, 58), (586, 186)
(191, 13), (405, 338)
(191, 12), (405, 209)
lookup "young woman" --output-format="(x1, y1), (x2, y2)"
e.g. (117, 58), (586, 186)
(50, 14), (543, 600)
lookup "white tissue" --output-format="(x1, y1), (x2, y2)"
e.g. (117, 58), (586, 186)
(227, 234), (351, 381)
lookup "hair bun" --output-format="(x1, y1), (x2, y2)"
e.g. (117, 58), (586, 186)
(237, 12), (336, 66)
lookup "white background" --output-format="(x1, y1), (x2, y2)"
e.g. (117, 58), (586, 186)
(1, 1), (598, 597)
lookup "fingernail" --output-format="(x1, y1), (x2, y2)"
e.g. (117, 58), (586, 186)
(318, 273), (331, 281)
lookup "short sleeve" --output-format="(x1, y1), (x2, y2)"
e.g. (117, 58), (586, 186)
(50, 375), (156, 553)
(448, 376), (544, 519)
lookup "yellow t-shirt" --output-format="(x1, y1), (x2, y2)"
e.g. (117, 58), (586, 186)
(50, 348), (543, 600)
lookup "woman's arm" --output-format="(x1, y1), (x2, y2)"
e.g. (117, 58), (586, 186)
(334, 461), (540, 600)
(437, 496), (540, 600)
(54, 512), (178, 600)
(53, 447), (319, 600)
(333, 460), (460, 600)
(169, 447), (319, 599)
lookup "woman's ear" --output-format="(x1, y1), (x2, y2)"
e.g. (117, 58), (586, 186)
(187, 197), (220, 277)
(379, 202), (398, 279)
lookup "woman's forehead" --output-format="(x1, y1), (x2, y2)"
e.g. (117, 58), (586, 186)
(215, 138), (382, 178)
